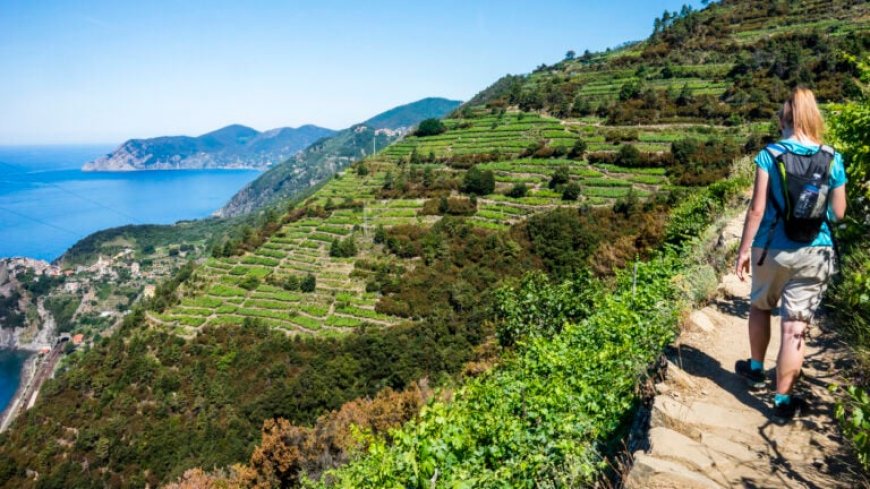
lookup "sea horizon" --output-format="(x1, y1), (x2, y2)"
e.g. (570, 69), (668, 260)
(0, 145), (261, 262)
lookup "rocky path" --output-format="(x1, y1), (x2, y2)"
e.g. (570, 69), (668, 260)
(626, 217), (862, 488)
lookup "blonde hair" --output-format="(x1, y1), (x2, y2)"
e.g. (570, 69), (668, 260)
(781, 87), (825, 144)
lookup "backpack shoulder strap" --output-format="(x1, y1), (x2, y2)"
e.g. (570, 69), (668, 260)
(764, 143), (787, 161)
(820, 144), (835, 156)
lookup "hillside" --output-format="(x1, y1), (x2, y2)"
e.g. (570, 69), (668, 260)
(82, 124), (335, 171)
(216, 97), (461, 217)
(0, 1), (867, 487)
(362, 97), (463, 129)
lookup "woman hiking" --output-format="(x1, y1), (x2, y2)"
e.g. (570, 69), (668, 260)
(734, 87), (847, 422)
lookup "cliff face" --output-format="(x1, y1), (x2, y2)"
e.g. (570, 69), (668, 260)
(82, 124), (336, 171)
(0, 258), (57, 351)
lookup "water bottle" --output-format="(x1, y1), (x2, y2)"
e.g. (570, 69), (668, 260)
(794, 184), (819, 218)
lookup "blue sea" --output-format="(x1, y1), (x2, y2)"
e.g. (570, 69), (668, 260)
(0, 145), (261, 261)
(0, 350), (31, 417)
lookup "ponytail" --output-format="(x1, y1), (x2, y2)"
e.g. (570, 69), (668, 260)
(782, 87), (825, 144)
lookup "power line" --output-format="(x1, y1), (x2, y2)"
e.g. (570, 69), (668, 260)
(0, 160), (143, 224)
(0, 205), (82, 237)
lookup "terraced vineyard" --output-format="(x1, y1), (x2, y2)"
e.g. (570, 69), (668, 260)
(150, 104), (775, 335)
(152, 172), (414, 337)
(150, 1), (869, 339)
(381, 112), (576, 158)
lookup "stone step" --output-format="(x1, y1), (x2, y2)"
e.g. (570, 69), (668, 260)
(719, 273), (750, 299)
(687, 309), (718, 333)
(650, 396), (766, 440)
(626, 453), (722, 489)
(646, 427), (717, 471)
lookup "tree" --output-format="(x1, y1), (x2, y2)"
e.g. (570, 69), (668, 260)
(330, 236), (358, 258)
(282, 275), (300, 291)
(572, 96), (592, 116)
(564, 50), (576, 61)
(239, 275), (260, 291)
(569, 139), (588, 159)
(548, 166), (571, 189)
(374, 224), (386, 244)
(415, 118), (446, 137)
(508, 183), (528, 198)
(300, 274), (316, 293)
(410, 148), (422, 164)
(617, 144), (641, 167)
(677, 83), (694, 106)
(619, 80), (643, 101)
(462, 167), (495, 196)
(642, 88), (659, 110)
(356, 164), (369, 176)
(562, 183), (581, 201)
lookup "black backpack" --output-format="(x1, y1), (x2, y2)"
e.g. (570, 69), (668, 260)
(756, 143), (836, 266)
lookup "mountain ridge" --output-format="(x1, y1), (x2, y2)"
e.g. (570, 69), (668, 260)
(82, 124), (336, 172)
(215, 96), (461, 217)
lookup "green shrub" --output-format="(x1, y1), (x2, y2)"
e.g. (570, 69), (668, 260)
(420, 196), (477, 216)
(562, 182), (581, 201)
(833, 385), (870, 470)
(300, 273), (317, 293)
(238, 275), (260, 291)
(508, 183), (529, 198)
(494, 271), (598, 347)
(665, 178), (747, 246)
(616, 144), (641, 167)
(373, 224), (386, 244)
(318, 255), (682, 488)
(669, 138), (741, 186)
(330, 236), (358, 258)
(568, 139), (588, 159)
(827, 72), (870, 470)
(415, 118), (447, 137)
(462, 167), (496, 195)
(548, 165), (571, 189)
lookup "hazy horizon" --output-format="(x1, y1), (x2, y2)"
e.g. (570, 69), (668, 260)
(1, 0), (702, 145)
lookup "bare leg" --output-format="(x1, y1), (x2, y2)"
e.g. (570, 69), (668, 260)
(748, 305), (771, 364)
(776, 320), (807, 394)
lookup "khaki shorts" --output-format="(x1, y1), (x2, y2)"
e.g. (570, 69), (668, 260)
(750, 247), (835, 322)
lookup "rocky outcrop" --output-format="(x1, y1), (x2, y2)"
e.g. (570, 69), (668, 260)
(82, 124), (335, 171)
(0, 259), (57, 351)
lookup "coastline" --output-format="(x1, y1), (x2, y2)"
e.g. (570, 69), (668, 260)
(0, 350), (38, 433)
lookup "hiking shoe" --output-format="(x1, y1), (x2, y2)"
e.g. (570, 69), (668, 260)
(772, 396), (806, 423)
(735, 359), (766, 389)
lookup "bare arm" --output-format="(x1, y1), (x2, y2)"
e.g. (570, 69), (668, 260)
(830, 185), (847, 221)
(736, 168), (769, 280)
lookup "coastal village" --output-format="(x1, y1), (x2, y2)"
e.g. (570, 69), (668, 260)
(0, 244), (195, 431)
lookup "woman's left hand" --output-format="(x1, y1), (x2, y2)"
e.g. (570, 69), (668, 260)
(735, 248), (751, 281)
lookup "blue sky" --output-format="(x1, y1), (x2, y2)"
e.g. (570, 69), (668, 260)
(0, 0), (701, 144)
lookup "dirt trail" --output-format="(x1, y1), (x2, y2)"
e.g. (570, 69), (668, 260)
(626, 215), (861, 488)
